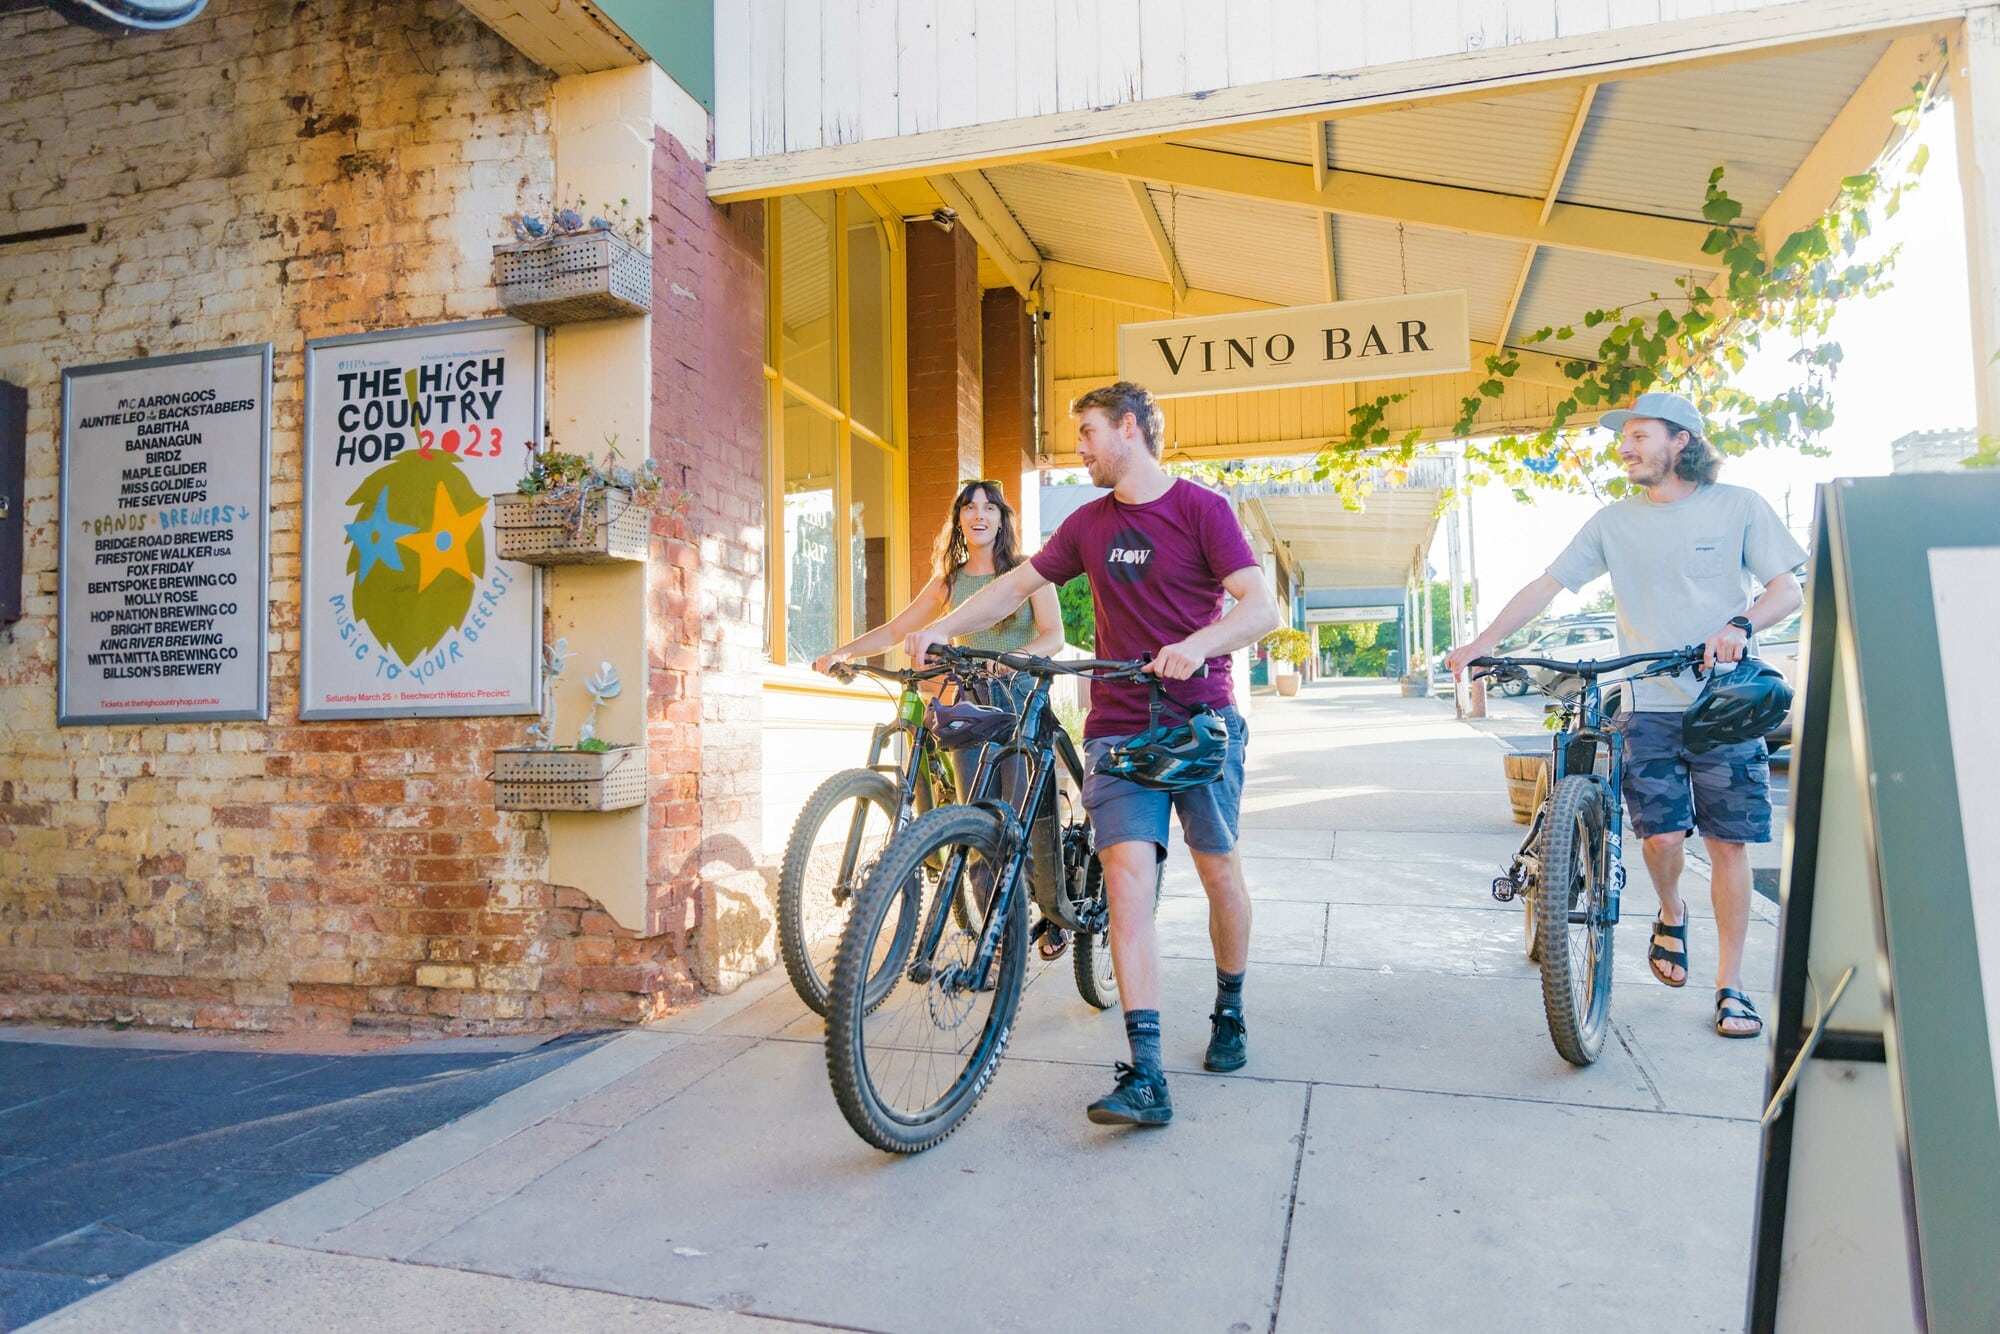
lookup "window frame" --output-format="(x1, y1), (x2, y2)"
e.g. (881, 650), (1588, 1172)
(764, 190), (908, 667)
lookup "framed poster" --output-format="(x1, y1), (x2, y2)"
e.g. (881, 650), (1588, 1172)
(59, 344), (272, 724)
(300, 319), (542, 720)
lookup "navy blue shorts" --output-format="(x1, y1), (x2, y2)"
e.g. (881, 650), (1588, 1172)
(1082, 707), (1247, 857)
(1618, 711), (1772, 844)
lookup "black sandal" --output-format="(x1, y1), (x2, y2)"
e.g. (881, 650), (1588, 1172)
(1715, 988), (1763, 1038)
(1030, 917), (1071, 962)
(1648, 912), (1689, 988)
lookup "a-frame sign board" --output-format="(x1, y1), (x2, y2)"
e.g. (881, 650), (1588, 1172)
(1748, 474), (2000, 1333)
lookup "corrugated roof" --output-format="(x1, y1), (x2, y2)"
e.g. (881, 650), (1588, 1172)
(1508, 249), (1696, 357)
(984, 163), (1166, 280)
(1331, 217), (1528, 346)
(1144, 184), (1326, 307)
(1560, 42), (1889, 223)
(1327, 87), (1581, 199)
(1176, 121), (1318, 166)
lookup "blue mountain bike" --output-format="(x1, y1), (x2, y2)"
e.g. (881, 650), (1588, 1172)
(1471, 645), (1702, 1065)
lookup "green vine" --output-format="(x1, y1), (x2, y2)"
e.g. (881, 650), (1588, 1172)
(1173, 80), (1935, 502)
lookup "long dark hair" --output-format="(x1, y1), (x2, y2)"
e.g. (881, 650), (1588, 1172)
(933, 480), (1022, 593)
(1673, 430), (1723, 484)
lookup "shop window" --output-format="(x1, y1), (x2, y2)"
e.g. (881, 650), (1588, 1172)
(766, 192), (906, 666)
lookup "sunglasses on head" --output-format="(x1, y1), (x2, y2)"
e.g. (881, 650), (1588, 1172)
(958, 479), (1005, 497)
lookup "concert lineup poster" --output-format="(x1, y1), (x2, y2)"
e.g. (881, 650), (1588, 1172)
(299, 319), (542, 721)
(59, 344), (272, 725)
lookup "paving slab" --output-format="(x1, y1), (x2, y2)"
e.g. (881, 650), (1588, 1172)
(28, 1238), (853, 1334)
(1276, 1083), (1759, 1334)
(403, 1040), (1308, 1334)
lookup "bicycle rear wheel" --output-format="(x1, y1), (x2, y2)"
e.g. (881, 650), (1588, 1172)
(1536, 776), (1614, 1064)
(826, 804), (1027, 1153)
(777, 768), (909, 1017)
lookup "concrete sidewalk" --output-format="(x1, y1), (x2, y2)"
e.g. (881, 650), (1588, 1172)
(31, 681), (1777, 1334)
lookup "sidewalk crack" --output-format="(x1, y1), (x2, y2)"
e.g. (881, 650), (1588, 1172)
(1613, 1022), (1669, 1112)
(1266, 1085), (1312, 1334)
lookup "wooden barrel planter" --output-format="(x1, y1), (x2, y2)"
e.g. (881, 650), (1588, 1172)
(1503, 752), (1550, 824)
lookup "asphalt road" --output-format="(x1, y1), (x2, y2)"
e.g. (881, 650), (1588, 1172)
(0, 1032), (608, 1330)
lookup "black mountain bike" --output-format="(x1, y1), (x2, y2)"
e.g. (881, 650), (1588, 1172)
(1472, 645), (1702, 1065)
(775, 657), (988, 1016)
(825, 648), (1173, 1153)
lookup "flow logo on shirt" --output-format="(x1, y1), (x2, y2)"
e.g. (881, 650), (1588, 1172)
(1105, 528), (1155, 583)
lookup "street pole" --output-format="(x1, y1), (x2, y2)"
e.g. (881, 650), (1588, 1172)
(1447, 458), (1466, 718)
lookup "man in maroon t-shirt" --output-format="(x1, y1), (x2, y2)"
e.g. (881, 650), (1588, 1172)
(907, 381), (1281, 1128)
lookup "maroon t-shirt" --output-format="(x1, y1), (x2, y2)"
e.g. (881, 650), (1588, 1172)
(1031, 479), (1259, 739)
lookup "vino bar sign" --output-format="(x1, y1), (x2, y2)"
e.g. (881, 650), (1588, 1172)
(1118, 290), (1471, 398)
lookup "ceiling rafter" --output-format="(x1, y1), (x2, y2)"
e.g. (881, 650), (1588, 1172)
(928, 174), (1041, 301)
(1497, 82), (1598, 350)
(1126, 179), (1189, 302)
(1052, 142), (1721, 270)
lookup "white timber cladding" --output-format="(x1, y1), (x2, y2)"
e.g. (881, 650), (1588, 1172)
(709, 0), (1964, 181)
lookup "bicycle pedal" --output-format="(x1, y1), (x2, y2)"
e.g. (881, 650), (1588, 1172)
(1490, 875), (1518, 903)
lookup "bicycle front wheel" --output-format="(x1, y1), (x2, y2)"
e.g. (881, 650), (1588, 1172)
(777, 768), (907, 1017)
(826, 804), (1027, 1153)
(1536, 775), (1613, 1064)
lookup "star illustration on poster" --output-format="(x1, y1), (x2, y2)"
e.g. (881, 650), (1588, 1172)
(340, 450), (490, 665)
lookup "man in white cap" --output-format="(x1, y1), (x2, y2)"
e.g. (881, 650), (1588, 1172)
(1447, 391), (1805, 1038)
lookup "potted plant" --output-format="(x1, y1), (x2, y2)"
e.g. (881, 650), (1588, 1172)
(493, 197), (651, 325)
(492, 438), (683, 566)
(492, 644), (643, 812)
(1261, 627), (1313, 698)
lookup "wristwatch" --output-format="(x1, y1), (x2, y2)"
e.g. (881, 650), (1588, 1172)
(1728, 615), (1754, 635)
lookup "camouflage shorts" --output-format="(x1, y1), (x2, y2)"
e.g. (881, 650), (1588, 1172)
(1617, 711), (1772, 844)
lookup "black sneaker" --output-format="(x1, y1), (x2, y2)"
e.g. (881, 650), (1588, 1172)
(1086, 1062), (1173, 1126)
(1204, 1009), (1247, 1072)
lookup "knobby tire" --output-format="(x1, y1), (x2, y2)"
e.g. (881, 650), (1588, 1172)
(777, 768), (906, 1017)
(1536, 776), (1613, 1065)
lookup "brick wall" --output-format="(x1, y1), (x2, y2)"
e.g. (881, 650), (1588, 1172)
(0, 0), (725, 1034)
(980, 289), (1035, 501)
(646, 131), (769, 984)
(904, 223), (982, 593)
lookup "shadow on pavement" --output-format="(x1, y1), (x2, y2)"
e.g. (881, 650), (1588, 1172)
(0, 1031), (610, 1329)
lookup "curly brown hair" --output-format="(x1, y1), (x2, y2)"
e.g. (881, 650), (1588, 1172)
(1671, 428), (1722, 484)
(932, 480), (1022, 593)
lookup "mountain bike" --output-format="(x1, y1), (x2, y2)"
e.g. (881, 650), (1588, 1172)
(824, 648), (1177, 1153)
(1471, 645), (1703, 1065)
(775, 657), (990, 1017)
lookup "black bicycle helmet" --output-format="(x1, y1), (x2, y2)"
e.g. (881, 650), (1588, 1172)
(1094, 705), (1230, 791)
(1682, 657), (1793, 753)
(928, 697), (1018, 751)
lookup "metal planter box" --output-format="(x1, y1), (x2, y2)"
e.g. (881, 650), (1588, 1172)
(493, 231), (650, 325)
(493, 745), (645, 812)
(492, 488), (649, 565)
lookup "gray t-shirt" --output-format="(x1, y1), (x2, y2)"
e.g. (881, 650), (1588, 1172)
(1545, 483), (1807, 711)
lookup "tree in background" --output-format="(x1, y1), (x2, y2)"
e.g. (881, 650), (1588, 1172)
(1058, 576), (1094, 650)
(1427, 581), (1476, 662)
(1581, 587), (1616, 614)
(1316, 620), (1399, 677)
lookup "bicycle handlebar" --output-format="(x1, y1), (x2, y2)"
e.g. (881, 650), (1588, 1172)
(931, 645), (1208, 681)
(1468, 645), (1703, 680)
(826, 659), (976, 687)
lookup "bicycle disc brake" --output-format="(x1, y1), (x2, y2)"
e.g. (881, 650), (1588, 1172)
(926, 930), (981, 1031)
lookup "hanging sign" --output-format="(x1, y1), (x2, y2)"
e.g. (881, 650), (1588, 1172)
(1118, 290), (1470, 398)
(59, 344), (272, 724)
(300, 318), (541, 720)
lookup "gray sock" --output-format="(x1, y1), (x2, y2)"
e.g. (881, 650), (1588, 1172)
(1124, 1008), (1162, 1072)
(1216, 967), (1245, 1016)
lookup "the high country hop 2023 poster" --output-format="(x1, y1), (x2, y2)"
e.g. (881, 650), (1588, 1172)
(300, 319), (542, 720)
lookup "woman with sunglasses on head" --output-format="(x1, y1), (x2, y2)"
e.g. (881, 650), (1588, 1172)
(815, 478), (1071, 956)
(814, 477), (1065, 687)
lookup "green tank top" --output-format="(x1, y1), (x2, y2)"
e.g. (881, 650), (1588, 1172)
(948, 570), (1038, 653)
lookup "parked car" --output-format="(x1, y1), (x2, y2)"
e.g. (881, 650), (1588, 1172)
(1758, 608), (1804, 753)
(1512, 616), (1621, 696)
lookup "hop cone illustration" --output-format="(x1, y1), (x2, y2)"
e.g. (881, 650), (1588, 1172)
(341, 449), (489, 666)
